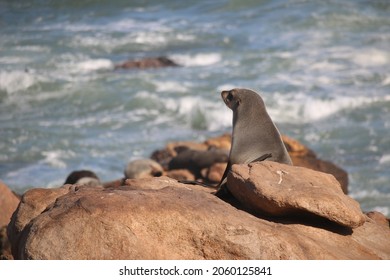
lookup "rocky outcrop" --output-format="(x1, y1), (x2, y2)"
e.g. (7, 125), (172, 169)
(227, 162), (364, 228)
(282, 135), (349, 194)
(7, 171), (390, 259)
(115, 56), (179, 70)
(0, 181), (20, 260)
(151, 134), (349, 193)
(0, 181), (20, 228)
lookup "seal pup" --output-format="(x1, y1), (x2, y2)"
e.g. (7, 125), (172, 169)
(64, 170), (101, 186)
(181, 88), (292, 196)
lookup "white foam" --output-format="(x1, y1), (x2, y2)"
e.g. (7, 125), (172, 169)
(379, 154), (390, 165)
(54, 55), (114, 77)
(352, 49), (389, 67)
(41, 150), (75, 168)
(171, 53), (221, 67)
(350, 189), (390, 200)
(217, 84), (237, 91)
(382, 75), (390, 86)
(0, 70), (38, 94)
(309, 61), (344, 72)
(155, 81), (188, 92)
(269, 93), (390, 124)
(73, 59), (114, 73)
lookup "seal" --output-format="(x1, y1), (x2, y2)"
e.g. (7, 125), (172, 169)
(64, 170), (101, 186)
(181, 88), (292, 196)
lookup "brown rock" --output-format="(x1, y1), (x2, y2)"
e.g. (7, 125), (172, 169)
(7, 182), (390, 260)
(1, 225), (12, 259)
(7, 185), (72, 258)
(114, 56), (179, 69)
(164, 169), (196, 181)
(166, 141), (208, 157)
(0, 181), (20, 228)
(227, 162), (365, 228)
(282, 135), (316, 157)
(282, 135), (349, 194)
(201, 162), (228, 183)
(366, 211), (390, 228)
(204, 133), (232, 150)
(168, 148), (228, 178)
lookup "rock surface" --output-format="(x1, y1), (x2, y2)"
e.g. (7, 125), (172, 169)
(7, 176), (390, 260)
(151, 134), (349, 193)
(227, 162), (365, 228)
(0, 181), (20, 228)
(282, 135), (349, 194)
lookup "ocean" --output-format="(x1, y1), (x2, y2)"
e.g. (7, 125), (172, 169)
(0, 0), (389, 215)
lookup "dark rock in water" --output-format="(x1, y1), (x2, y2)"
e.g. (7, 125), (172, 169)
(64, 170), (100, 186)
(115, 56), (179, 70)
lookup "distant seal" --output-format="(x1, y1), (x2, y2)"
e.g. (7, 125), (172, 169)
(181, 88), (292, 196)
(64, 170), (101, 186)
(124, 159), (163, 179)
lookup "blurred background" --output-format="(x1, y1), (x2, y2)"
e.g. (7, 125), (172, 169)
(0, 0), (389, 214)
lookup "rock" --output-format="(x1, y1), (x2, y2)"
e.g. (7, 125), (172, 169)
(0, 181), (20, 228)
(165, 141), (208, 157)
(7, 186), (72, 258)
(124, 159), (163, 179)
(366, 211), (390, 228)
(114, 56), (179, 69)
(168, 148), (228, 177)
(164, 169), (195, 181)
(7, 181), (390, 259)
(152, 134), (349, 193)
(227, 162), (365, 228)
(201, 162), (228, 183)
(204, 133), (231, 150)
(0, 225), (12, 259)
(282, 135), (349, 194)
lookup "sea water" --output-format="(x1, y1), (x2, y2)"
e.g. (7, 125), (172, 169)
(0, 0), (389, 215)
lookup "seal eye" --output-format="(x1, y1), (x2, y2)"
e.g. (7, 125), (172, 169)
(227, 92), (234, 102)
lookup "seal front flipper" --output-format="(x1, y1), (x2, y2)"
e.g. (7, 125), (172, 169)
(178, 180), (217, 189)
(251, 153), (272, 163)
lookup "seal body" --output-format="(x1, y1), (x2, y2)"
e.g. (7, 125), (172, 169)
(222, 88), (292, 166)
(214, 88), (292, 196)
(180, 88), (292, 196)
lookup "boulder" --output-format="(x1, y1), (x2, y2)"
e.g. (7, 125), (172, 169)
(0, 181), (20, 228)
(7, 177), (390, 260)
(164, 169), (195, 181)
(204, 133), (232, 150)
(152, 134), (349, 193)
(168, 148), (228, 177)
(227, 162), (364, 228)
(282, 135), (349, 193)
(201, 162), (227, 183)
(1, 225), (12, 259)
